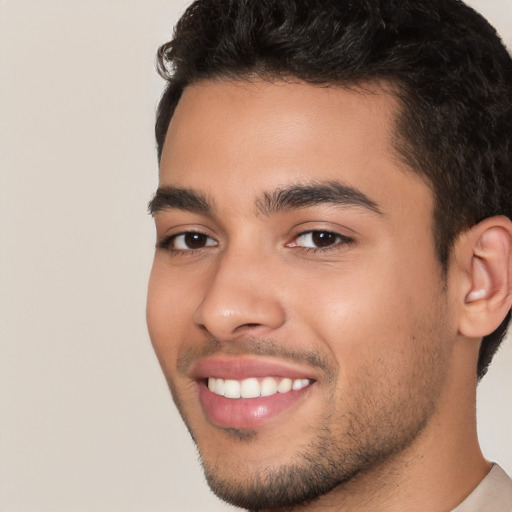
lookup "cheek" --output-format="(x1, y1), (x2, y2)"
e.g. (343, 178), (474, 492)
(146, 259), (195, 363)
(293, 262), (451, 431)
(287, 247), (446, 373)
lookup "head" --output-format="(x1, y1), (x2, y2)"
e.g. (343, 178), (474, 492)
(148, 0), (512, 509)
(154, 0), (512, 378)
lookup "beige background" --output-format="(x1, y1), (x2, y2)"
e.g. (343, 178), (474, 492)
(1, 1), (511, 511)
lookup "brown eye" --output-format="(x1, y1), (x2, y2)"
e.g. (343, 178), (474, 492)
(170, 232), (218, 251)
(311, 231), (339, 247)
(291, 230), (352, 250)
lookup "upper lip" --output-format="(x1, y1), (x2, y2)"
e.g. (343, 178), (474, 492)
(191, 356), (319, 381)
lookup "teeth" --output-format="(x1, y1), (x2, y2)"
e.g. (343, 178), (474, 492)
(214, 378), (225, 396)
(261, 377), (278, 397)
(277, 378), (292, 393)
(293, 378), (310, 390)
(240, 378), (260, 398)
(207, 376), (312, 399)
(224, 379), (241, 399)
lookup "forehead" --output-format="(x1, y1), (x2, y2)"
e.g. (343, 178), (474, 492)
(159, 79), (430, 217)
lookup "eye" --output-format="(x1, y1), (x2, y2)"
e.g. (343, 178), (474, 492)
(167, 232), (218, 251)
(288, 230), (352, 250)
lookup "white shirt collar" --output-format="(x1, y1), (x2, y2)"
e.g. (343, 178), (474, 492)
(452, 464), (512, 512)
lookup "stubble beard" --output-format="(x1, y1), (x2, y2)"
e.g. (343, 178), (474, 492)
(170, 311), (452, 511)
(199, 353), (449, 510)
(200, 380), (442, 511)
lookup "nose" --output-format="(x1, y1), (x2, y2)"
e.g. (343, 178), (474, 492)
(193, 249), (286, 340)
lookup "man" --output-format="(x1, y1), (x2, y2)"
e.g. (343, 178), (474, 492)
(147, 0), (512, 510)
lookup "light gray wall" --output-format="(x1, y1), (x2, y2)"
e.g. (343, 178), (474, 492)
(1, 1), (511, 511)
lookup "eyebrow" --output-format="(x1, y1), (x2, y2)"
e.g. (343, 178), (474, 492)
(148, 180), (382, 217)
(256, 181), (382, 216)
(148, 186), (213, 216)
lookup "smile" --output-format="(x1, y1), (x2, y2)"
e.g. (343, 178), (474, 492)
(207, 377), (312, 399)
(191, 357), (318, 429)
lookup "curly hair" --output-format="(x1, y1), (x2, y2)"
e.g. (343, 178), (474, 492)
(155, 0), (512, 379)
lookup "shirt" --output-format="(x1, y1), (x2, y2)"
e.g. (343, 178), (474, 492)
(452, 464), (512, 512)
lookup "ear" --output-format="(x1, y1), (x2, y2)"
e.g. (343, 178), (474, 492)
(456, 216), (512, 338)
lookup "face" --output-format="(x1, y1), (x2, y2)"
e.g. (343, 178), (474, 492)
(147, 80), (457, 510)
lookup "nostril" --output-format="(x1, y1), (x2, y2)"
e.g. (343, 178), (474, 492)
(232, 323), (263, 335)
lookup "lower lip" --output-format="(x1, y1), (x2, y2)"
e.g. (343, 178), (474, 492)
(198, 382), (312, 429)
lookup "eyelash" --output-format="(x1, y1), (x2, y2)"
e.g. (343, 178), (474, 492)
(157, 229), (354, 255)
(288, 231), (354, 253)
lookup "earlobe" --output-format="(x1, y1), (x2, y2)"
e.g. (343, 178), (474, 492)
(458, 217), (512, 338)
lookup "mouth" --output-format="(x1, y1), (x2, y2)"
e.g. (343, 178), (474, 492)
(192, 358), (317, 430)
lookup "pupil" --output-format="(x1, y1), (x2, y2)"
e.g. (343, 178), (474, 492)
(312, 231), (336, 247)
(185, 233), (206, 248)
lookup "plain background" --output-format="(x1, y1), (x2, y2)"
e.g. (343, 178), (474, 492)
(1, 1), (511, 511)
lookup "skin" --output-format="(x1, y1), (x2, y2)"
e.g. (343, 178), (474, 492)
(147, 79), (495, 511)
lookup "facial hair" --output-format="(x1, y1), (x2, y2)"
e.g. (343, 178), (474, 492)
(169, 318), (452, 511)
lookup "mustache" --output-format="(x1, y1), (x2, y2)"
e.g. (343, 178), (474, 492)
(177, 336), (336, 379)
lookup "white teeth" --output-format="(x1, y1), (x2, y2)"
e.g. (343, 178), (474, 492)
(277, 378), (292, 393)
(224, 379), (241, 399)
(240, 378), (260, 399)
(207, 376), (312, 399)
(214, 378), (225, 396)
(261, 377), (278, 397)
(293, 378), (309, 390)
